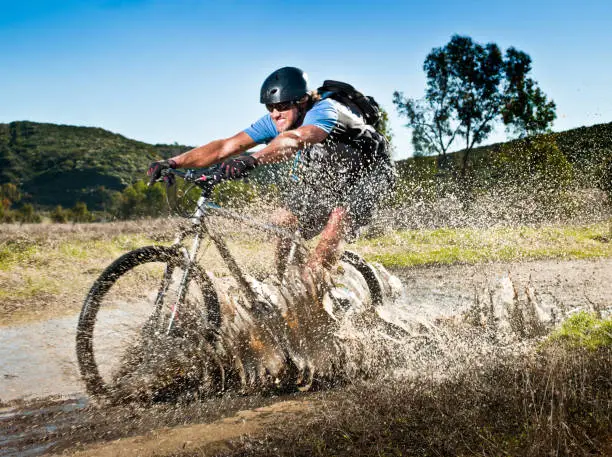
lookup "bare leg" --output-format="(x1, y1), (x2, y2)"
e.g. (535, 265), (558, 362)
(297, 207), (349, 302)
(307, 207), (349, 273)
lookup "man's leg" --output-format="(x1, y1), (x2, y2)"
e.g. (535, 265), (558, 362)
(307, 206), (349, 272)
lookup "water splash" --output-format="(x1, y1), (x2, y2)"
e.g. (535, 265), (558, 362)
(104, 257), (570, 404)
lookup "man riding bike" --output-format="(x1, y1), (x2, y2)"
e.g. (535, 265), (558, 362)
(148, 66), (395, 281)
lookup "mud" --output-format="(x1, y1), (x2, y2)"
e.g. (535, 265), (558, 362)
(0, 391), (300, 457)
(1, 258), (610, 456)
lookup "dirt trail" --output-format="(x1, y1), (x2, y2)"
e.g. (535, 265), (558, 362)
(394, 258), (612, 315)
(55, 400), (311, 457)
(1, 258), (610, 457)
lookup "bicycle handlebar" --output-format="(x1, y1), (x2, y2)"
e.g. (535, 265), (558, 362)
(160, 168), (228, 196)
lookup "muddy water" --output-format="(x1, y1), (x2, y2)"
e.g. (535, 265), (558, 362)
(0, 259), (610, 457)
(2, 259), (611, 402)
(0, 315), (82, 402)
(0, 397), (88, 457)
(0, 305), (153, 403)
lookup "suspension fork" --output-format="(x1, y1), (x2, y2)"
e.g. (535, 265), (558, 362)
(163, 197), (209, 334)
(165, 231), (202, 333)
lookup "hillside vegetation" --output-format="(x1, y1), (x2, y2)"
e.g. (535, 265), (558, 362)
(0, 120), (610, 218)
(0, 121), (190, 209)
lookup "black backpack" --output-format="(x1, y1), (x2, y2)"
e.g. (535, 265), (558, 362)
(317, 80), (383, 131)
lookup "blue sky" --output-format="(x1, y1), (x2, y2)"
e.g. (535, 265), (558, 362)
(1, 0), (610, 159)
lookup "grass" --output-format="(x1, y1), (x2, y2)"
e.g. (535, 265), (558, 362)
(355, 221), (612, 267)
(0, 220), (610, 326)
(0, 226), (162, 325)
(546, 311), (612, 350)
(0, 275), (61, 300)
(0, 234), (157, 269)
(0, 238), (40, 270)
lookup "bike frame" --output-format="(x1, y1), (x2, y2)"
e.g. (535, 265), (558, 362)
(161, 170), (306, 333)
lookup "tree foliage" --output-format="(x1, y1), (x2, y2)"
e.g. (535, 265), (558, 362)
(70, 201), (94, 223)
(109, 180), (168, 219)
(16, 203), (42, 223)
(50, 205), (69, 223)
(377, 107), (394, 147)
(0, 121), (192, 210)
(393, 35), (556, 170)
(0, 183), (21, 210)
(502, 48), (557, 136)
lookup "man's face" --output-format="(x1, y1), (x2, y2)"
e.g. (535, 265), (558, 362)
(267, 99), (305, 133)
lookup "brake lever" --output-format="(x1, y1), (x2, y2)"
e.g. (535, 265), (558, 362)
(156, 168), (176, 188)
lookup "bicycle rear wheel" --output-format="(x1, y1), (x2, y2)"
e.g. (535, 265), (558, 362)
(340, 250), (383, 307)
(76, 245), (220, 400)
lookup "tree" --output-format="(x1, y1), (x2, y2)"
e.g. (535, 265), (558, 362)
(377, 107), (394, 147)
(70, 201), (93, 223)
(50, 205), (69, 223)
(393, 35), (556, 171)
(0, 183), (21, 210)
(107, 180), (169, 219)
(502, 48), (557, 137)
(16, 203), (41, 223)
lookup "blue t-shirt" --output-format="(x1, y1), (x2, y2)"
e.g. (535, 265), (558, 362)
(243, 98), (339, 144)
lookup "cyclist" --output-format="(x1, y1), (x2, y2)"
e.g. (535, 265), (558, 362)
(148, 66), (395, 280)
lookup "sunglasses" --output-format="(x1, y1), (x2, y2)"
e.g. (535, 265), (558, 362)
(265, 101), (296, 113)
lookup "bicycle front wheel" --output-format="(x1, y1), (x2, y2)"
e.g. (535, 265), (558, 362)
(76, 245), (220, 400)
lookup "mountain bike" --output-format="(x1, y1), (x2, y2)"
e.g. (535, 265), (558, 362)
(75, 169), (384, 400)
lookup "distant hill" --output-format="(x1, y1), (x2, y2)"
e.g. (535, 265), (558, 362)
(1, 120), (610, 210)
(435, 121), (612, 184)
(0, 121), (192, 209)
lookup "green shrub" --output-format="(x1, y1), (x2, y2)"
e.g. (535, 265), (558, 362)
(107, 180), (168, 219)
(50, 205), (69, 223)
(547, 312), (612, 350)
(212, 180), (259, 207)
(69, 201), (93, 223)
(16, 203), (42, 223)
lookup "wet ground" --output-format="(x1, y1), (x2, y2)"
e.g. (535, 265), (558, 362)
(1, 259), (610, 456)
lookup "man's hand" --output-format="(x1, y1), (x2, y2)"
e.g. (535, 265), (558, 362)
(220, 155), (259, 179)
(147, 159), (177, 185)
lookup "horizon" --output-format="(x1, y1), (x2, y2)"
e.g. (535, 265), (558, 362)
(1, 0), (611, 159)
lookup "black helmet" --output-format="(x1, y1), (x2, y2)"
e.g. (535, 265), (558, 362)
(260, 67), (309, 104)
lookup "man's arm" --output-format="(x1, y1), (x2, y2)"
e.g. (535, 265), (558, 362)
(252, 125), (328, 165)
(170, 131), (258, 168)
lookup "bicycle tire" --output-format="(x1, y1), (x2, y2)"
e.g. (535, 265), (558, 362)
(76, 245), (220, 399)
(340, 250), (384, 307)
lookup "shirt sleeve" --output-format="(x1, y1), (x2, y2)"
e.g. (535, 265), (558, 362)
(243, 114), (278, 144)
(302, 99), (339, 134)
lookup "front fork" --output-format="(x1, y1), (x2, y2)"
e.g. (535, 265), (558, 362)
(164, 231), (202, 334)
(161, 195), (210, 334)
